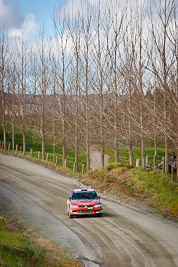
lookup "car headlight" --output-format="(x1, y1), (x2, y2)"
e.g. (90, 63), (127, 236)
(70, 205), (78, 208)
(94, 204), (102, 208)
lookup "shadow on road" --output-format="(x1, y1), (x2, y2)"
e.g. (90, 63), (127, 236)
(68, 211), (117, 219)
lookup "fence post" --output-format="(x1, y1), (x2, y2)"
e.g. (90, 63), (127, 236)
(38, 151), (40, 160)
(30, 149), (33, 158)
(146, 155), (149, 166)
(56, 156), (58, 166)
(82, 164), (85, 175)
(0, 141), (1, 150)
(2, 141), (4, 152)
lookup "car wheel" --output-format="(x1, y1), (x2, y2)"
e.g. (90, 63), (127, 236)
(69, 213), (73, 219)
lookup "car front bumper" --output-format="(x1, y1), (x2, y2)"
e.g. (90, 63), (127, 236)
(69, 208), (103, 216)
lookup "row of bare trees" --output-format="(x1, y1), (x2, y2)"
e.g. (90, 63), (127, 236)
(0, 0), (177, 176)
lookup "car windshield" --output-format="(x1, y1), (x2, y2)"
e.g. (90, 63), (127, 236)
(72, 191), (98, 200)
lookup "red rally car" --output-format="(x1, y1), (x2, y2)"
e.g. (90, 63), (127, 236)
(67, 189), (103, 218)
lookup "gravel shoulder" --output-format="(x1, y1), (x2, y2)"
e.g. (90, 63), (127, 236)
(0, 153), (178, 267)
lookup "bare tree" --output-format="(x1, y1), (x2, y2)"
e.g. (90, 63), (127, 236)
(81, 13), (93, 172)
(6, 61), (18, 154)
(0, 27), (8, 151)
(138, 19), (146, 169)
(68, 17), (82, 172)
(92, 6), (106, 167)
(105, 4), (124, 162)
(38, 34), (50, 160)
(53, 13), (70, 167)
(148, 0), (177, 172)
(14, 31), (29, 156)
(30, 31), (50, 161)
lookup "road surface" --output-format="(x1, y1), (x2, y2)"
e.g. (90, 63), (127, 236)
(0, 153), (178, 267)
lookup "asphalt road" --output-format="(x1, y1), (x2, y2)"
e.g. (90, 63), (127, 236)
(0, 153), (178, 267)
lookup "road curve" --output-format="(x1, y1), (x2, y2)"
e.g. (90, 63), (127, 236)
(0, 153), (178, 267)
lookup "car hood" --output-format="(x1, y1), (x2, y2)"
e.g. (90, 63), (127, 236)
(71, 199), (100, 205)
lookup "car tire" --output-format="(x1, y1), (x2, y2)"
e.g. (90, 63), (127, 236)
(69, 213), (73, 219)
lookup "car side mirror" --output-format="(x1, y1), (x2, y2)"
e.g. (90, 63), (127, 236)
(98, 196), (100, 199)
(69, 196), (71, 200)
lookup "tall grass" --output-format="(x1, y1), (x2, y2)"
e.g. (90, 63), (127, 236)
(0, 217), (83, 266)
(131, 168), (178, 215)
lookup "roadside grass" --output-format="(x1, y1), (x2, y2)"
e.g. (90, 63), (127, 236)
(131, 168), (178, 216)
(0, 216), (83, 267)
(81, 164), (178, 219)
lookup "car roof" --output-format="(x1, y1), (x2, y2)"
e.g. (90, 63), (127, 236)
(72, 189), (96, 193)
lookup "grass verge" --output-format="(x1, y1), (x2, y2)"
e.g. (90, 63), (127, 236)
(0, 213), (83, 267)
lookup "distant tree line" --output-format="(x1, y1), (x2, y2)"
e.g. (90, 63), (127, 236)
(0, 0), (177, 177)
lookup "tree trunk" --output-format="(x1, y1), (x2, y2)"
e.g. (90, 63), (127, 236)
(74, 57), (79, 172)
(139, 26), (145, 170)
(62, 136), (66, 167)
(23, 129), (26, 156)
(101, 140), (104, 168)
(86, 90), (90, 172)
(141, 137), (145, 169)
(85, 42), (90, 172)
(41, 142), (45, 161)
(12, 124), (14, 153)
(128, 140), (133, 165)
(114, 43), (119, 163)
(115, 140), (119, 163)
(62, 57), (66, 167)
(53, 144), (55, 163)
(100, 96), (104, 167)
(164, 135), (169, 173)
(3, 126), (6, 151)
(154, 134), (157, 157)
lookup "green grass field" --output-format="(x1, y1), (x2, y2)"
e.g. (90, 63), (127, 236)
(106, 145), (165, 166)
(0, 128), (86, 172)
(0, 216), (82, 266)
